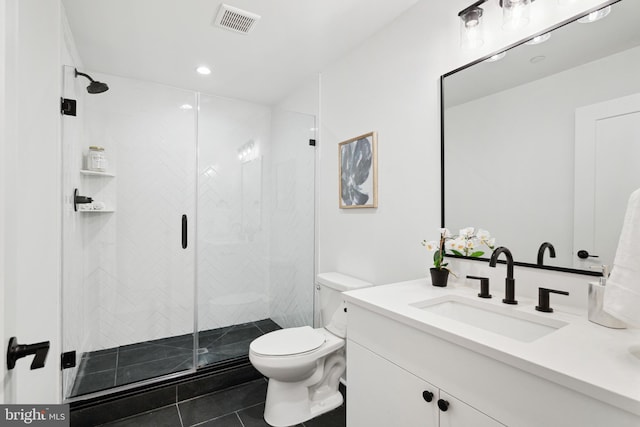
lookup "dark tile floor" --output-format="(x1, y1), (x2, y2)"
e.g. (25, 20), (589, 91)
(98, 378), (346, 427)
(71, 319), (281, 397)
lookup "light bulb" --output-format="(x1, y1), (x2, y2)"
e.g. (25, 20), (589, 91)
(196, 66), (212, 75)
(502, 0), (531, 31)
(459, 7), (484, 49)
(578, 6), (611, 23)
(525, 33), (551, 45)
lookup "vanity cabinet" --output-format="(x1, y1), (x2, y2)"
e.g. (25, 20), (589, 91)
(348, 340), (503, 427)
(345, 302), (640, 427)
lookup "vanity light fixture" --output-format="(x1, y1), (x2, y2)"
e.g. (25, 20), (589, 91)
(459, 0), (488, 49)
(459, 0), (538, 48)
(485, 51), (507, 62)
(578, 5), (611, 23)
(196, 65), (212, 75)
(500, 0), (534, 31)
(525, 32), (551, 45)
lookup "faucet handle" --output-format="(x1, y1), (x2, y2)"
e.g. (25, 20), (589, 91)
(466, 275), (491, 299)
(535, 287), (569, 313)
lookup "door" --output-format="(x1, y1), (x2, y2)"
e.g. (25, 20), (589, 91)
(347, 340), (439, 427)
(2, 0), (62, 404)
(438, 391), (504, 427)
(60, 67), (197, 400)
(574, 93), (640, 270)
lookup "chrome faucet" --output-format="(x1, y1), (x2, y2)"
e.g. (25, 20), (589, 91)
(536, 242), (556, 266)
(489, 247), (517, 305)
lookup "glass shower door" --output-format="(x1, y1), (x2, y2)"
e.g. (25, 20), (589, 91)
(61, 66), (197, 400)
(196, 93), (316, 367)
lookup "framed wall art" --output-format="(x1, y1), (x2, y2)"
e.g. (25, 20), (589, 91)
(338, 131), (378, 209)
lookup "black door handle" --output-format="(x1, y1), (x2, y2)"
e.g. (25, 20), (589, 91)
(182, 214), (188, 249)
(7, 337), (50, 370)
(577, 250), (599, 259)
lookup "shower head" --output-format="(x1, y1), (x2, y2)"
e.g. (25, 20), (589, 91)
(74, 69), (109, 94)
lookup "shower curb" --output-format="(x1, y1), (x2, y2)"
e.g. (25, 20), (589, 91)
(69, 358), (262, 426)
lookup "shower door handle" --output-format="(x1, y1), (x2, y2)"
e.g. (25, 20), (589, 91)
(182, 215), (188, 249)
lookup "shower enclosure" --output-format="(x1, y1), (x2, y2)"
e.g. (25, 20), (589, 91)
(61, 66), (317, 400)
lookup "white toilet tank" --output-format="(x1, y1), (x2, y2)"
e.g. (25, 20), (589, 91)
(317, 272), (373, 338)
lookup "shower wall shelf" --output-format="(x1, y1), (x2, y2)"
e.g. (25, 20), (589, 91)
(80, 170), (115, 177)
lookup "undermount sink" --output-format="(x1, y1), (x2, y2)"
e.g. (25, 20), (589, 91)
(411, 295), (568, 343)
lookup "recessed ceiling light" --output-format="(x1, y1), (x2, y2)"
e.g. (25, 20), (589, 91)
(525, 32), (551, 45)
(485, 52), (507, 63)
(578, 6), (611, 24)
(196, 66), (212, 75)
(179, 104), (193, 110)
(530, 55), (546, 64)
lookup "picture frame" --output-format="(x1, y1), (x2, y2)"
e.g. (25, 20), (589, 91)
(338, 131), (378, 209)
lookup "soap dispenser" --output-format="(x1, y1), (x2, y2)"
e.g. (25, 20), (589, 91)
(588, 265), (626, 329)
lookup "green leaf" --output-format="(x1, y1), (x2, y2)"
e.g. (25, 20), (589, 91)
(451, 250), (463, 256)
(470, 251), (484, 257)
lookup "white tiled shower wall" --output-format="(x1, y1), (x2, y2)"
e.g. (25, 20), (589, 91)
(268, 109), (316, 329)
(197, 94), (272, 331)
(81, 73), (197, 350)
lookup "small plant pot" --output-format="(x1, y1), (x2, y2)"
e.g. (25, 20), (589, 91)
(430, 268), (449, 287)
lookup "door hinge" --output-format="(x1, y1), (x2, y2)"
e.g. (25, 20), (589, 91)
(309, 139), (316, 147)
(61, 98), (77, 116)
(61, 351), (76, 369)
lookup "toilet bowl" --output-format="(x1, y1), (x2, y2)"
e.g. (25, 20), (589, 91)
(249, 272), (373, 427)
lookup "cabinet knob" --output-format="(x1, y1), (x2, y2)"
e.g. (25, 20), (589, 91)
(422, 390), (433, 402)
(437, 399), (449, 412)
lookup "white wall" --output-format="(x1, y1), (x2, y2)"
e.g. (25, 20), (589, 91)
(446, 45), (640, 267)
(317, 0), (613, 286)
(1, 0), (62, 403)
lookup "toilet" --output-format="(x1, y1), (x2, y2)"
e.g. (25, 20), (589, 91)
(249, 272), (373, 427)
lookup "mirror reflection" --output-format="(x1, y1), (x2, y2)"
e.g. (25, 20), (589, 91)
(443, 0), (640, 273)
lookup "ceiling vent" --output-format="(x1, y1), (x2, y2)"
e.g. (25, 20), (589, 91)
(214, 4), (261, 34)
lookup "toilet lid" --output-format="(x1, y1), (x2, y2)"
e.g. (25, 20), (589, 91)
(250, 326), (325, 356)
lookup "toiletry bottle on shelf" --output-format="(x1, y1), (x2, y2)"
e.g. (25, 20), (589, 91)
(87, 146), (107, 172)
(588, 265), (626, 329)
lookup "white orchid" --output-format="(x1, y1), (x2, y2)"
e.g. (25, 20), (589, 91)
(477, 229), (491, 241)
(450, 238), (466, 252)
(439, 228), (452, 238)
(459, 227), (475, 238)
(422, 240), (439, 251)
(423, 226), (497, 269)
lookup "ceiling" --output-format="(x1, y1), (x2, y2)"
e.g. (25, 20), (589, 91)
(62, 0), (420, 105)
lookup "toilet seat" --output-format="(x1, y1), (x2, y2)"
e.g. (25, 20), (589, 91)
(250, 326), (326, 356)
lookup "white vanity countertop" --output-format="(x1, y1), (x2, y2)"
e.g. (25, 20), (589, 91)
(343, 278), (640, 416)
